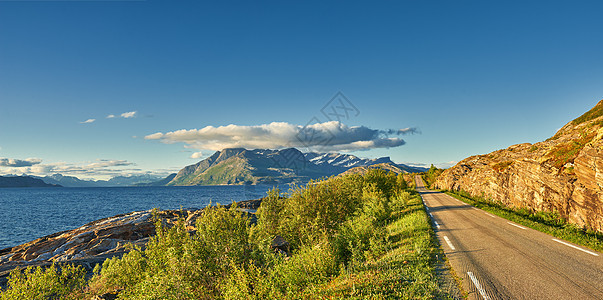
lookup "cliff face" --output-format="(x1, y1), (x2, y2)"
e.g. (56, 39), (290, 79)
(434, 100), (603, 232)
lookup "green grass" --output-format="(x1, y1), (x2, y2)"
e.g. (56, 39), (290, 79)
(299, 192), (451, 299)
(571, 100), (603, 126)
(1, 170), (455, 299)
(445, 190), (603, 252)
(547, 130), (596, 169)
(491, 161), (513, 172)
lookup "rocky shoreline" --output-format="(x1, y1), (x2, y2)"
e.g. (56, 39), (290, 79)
(0, 199), (262, 288)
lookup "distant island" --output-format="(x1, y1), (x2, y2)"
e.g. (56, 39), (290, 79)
(0, 176), (61, 188)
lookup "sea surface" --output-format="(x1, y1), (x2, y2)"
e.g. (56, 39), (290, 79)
(0, 185), (280, 250)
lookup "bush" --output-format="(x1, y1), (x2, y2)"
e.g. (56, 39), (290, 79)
(87, 204), (251, 299)
(422, 165), (444, 187)
(0, 263), (86, 300)
(3, 169), (450, 299)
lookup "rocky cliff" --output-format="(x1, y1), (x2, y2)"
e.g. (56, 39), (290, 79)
(434, 99), (603, 232)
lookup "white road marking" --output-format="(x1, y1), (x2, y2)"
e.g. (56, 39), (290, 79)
(443, 236), (456, 250)
(507, 222), (527, 230)
(472, 207), (480, 211)
(432, 217), (440, 228)
(552, 239), (600, 257)
(485, 212), (496, 218)
(468, 272), (490, 300)
(426, 212), (441, 229)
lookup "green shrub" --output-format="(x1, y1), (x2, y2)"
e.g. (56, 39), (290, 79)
(0, 263), (86, 300)
(3, 168), (451, 299)
(255, 174), (365, 249)
(422, 165), (444, 187)
(88, 204), (251, 299)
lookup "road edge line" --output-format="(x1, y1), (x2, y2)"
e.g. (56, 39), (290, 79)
(507, 222), (527, 230)
(443, 236), (456, 250)
(467, 272), (490, 300)
(552, 238), (599, 257)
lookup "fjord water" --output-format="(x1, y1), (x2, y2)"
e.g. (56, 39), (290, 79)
(0, 185), (277, 250)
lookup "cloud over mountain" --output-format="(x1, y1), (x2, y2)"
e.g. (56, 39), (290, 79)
(145, 121), (418, 156)
(0, 158), (42, 167)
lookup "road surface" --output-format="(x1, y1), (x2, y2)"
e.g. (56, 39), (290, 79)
(416, 176), (603, 300)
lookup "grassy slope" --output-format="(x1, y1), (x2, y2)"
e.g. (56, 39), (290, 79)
(302, 192), (450, 299)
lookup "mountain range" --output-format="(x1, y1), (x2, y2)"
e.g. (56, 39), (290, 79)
(33, 173), (169, 188)
(1, 150), (425, 188)
(166, 148), (425, 186)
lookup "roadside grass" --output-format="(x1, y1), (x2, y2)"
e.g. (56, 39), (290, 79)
(446, 190), (603, 252)
(301, 192), (450, 299)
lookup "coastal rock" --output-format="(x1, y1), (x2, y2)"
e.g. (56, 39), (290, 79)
(0, 198), (262, 288)
(271, 235), (290, 256)
(434, 100), (603, 232)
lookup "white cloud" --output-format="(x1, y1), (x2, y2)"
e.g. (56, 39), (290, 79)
(0, 159), (141, 180)
(107, 114), (116, 118)
(190, 152), (204, 159)
(0, 158), (42, 167)
(80, 118), (96, 124)
(121, 111), (137, 118)
(145, 121), (418, 152)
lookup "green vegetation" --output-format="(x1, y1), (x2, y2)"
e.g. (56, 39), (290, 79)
(571, 100), (603, 126)
(1, 170), (451, 299)
(0, 263), (86, 300)
(446, 190), (603, 252)
(421, 165), (444, 188)
(491, 161), (513, 172)
(547, 130), (596, 169)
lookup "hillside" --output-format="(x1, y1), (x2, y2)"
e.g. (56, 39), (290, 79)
(0, 176), (61, 188)
(168, 148), (325, 185)
(168, 148), (425, 186)
(434, 99), (603, 232)
(339, 162), (407, 176)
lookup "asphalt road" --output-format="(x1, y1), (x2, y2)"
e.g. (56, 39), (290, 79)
(416, 176), (603, 300)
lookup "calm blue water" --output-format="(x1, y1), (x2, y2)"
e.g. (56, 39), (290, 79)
(0, 185), (278, 250)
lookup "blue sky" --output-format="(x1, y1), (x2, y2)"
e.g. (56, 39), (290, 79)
(1, 0), (602, 179)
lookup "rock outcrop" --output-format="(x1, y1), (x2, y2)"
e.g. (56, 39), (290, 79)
(434, 99), (603, 232)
